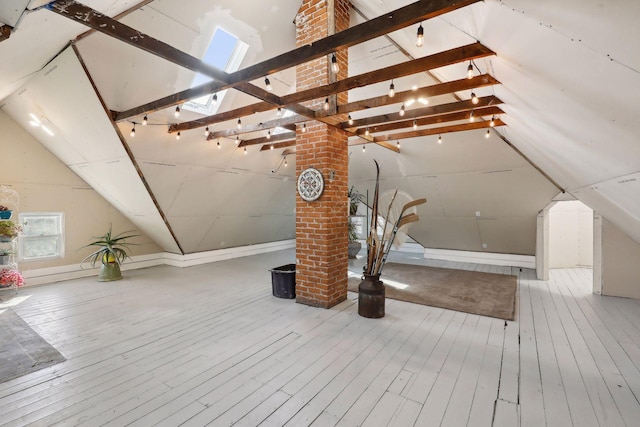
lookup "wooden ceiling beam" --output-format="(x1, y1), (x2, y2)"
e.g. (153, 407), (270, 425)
(259, 140), (296, 151)
(355, 106), (504, 135)
(0, 25), (11, 42)
(369, 118), (506, 143)
(205, 115), (305, 139)
(110, 0), (482, 121)
(240, 132), (296, 148)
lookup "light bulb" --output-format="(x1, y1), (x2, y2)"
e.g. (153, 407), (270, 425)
(416, 23), (424, 47)
(204, 126), (210, 137)
(267, 130), (271, 139)
(362, 145), (366, 152)
(490, 116), (496, 127)
(235, 136), (240, 145)
(212, 93), (218, 105)
(130, 125), (135, 137)
(469, 111), (474, 122)
(265, 77), (272, 91)
(217, 140), (221, 149)
(467, 62), (473, 79)
(142, 115), (148, 126)
(244, 147), (247, 155)
(302, 123), (307, 133)
(324, 98), (330, 111)
(365, 127), (370, 136)
(388, 81), (395, 98)
(174, 106), (180, 118)
(284, 158), (288, 167)
(396, 140), (401, 148)
(237, 119), (242, 130)
(270, 143), (274, 150)
(413, 119), (418, 130)
(471, 92), (479, 104)
(399, 104), (405, 116)
(176, 132), (181, 140)
(438, 135), (442, 144)
(348, 115), (354, 125)
(331, 54), (339, 73)
(485, 129), (491, 139)
(277, 107), (282, 116)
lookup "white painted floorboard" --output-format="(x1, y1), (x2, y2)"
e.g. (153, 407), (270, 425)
(1, 249), (639, 426)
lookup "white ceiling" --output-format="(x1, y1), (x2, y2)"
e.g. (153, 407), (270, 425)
(1, 0), (638, 253)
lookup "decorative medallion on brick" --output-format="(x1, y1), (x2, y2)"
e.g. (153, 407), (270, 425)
(297, 167), (324, 202)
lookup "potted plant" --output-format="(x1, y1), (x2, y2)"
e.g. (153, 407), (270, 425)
(0, 248), (14, 265)
(0, 220), (21, 242)
(0, 269), (24, 288)
(348, 186), (364, 258)
(0, 205), (13, 220)
(80, 225), (139, 281)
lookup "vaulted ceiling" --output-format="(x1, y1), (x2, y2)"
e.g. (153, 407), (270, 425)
(1, 0), (638, 254)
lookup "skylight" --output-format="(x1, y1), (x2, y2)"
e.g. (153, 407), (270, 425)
(183, 27), (248, 115)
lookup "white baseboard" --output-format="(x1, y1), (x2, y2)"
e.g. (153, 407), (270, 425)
(424, 248), (535, 269)
(21, 239), (296, 286)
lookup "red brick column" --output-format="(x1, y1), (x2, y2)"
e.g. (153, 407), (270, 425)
(294, 0), (350, 308)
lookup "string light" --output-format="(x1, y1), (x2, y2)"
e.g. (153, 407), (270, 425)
(142, 115), (148, 126)
(399, 104), (405, 116)
(237, 119), (242, 130)
(270, 143), (274, 150)
(130, 124), (136, 137)
(302, 123), (307, 133)
(324, 98), (330, 111)
(490, 116), (496, 127)
(267, 130), (271, 139)
(485, 129), (491, 139)
(176, 132), (181, 140)
(217, 139), (221, 149)
(362, 144), (366, 152)
(413, 119), (418, 130)
(265, 76), (272, 91)
(388, 80), (395, 98)
(364, 127), (370, 136)
(348, 115), (354, 125)
(277, 107), (282, 116)
(235, 135), (240, 145)
(212, 93), (218, 105)
(244, 146), (247, 155)
(396, 140), (401, 148)
(284, 157), (288, 167)
(174, 106), (180, 118)
(331, 53), (339, 73)
(469, 110), (474, 123)
(204, 126), (210, 137)
(438, 135), (442, 144)
(416, 23), (424, 47)
(467, 61), (474, 79)
(471, 92), (479, 104)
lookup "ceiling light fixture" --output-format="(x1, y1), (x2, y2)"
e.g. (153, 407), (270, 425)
(490, 116), (496, 127)
(416, 23), (424, 47)
(324, 98), (330, 110)
(267, 130), (271, 139)
(204, 126), (210, 137)
(467, 61), (474, 79)
(362, 144), (366, 152)
(277, 107), (282, 116)
(237, 119), (242, 129)
(130, 124), (135, 137)
(284, 157), (288, 167)
(348, 115), (354, 125)
(217, 139), (221, 149)
(302, 123), (307, 133)
(365, 127), (370, 136)
(235, 135), (240, 145)
(388, 80), (395, 98)
(174, 106), (180, 118)
(485, 129), (491, 139)
(244, 146), (247, 154)
(438, 135), (442, 144)
(413, 119), (418, 130)
(396, 140), (401, 148)
(265, 76), (272, 91)
(212, 93), (218, 105)
(142, 115), (148, 126)
(176, 132), (181, 140)
(471, 92), (479, 104)
(270, 143), (274, 150)
(399, 104), (405, 116)
(331, 53), (339, 73)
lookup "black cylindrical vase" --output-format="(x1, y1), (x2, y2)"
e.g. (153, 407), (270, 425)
(358, 273), (385, 318)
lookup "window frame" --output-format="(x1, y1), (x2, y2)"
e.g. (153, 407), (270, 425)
(18, 212), (65, 262)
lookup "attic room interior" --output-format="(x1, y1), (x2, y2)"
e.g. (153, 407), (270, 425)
(1, 0), (639, 425)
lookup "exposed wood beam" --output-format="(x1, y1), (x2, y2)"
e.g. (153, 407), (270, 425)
(260, 140), (296, 151)
(239, 132), (296, 148)
(355, 106), (504, 135)
(0, 25), (11, 42)
(344, 95), (503, 128)
(369, 118), (506, 143)
(112, 0), (482, 121)
(206, 115), (305, 139)
(74, 0), (155, 42)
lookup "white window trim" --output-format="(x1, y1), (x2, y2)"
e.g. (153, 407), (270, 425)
(18, 212), (65, 262)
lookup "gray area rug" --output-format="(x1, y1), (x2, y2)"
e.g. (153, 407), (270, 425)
(348, 262), (517, 320)
(0, 305), (66, 384)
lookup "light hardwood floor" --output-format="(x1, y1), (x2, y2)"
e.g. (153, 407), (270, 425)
(0, 249), (639, 426)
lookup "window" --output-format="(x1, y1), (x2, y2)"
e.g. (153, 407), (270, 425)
(183, 27), (248, 115)
(19, 212), (64, 261)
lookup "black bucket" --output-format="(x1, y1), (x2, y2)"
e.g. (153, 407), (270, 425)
(270, 264), (296, 299)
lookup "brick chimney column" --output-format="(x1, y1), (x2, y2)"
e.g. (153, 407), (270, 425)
(294, 0), (350, 308)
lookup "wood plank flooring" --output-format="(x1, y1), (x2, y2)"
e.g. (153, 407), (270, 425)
(0, 249), (639, 426)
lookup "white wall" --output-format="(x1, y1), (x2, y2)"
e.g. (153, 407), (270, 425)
(549, 201), (593, 268)
(600, 218), (640, 300)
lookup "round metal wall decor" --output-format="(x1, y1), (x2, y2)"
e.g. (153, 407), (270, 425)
(297, 167), (324, 202)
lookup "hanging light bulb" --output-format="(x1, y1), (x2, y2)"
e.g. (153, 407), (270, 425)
(265, 76), (273, 91)
(485, 129), (491, 139)
(396, 140), (401, 148)
(212, 93), (218, 105)
(438, 135), (442, 144)
(388, 80), (395, 98)
(362, 144), (366, 152)
(284, 157), (288, 167)
(324, 98), (330, 111)
(237, 118), (242, 130)
(302, 123), (307, 133)
(142, 115), (148, 126)
(243, 146), (247, 155)
(235, 135), (240, 145)
(130, 124), (136, 137)
(270, 143), (274, 150)
(217, 139), (221, 149)
(467, 61), (474, 79)
(416, 23), (424, 47)
(267, 130), (271, 139)
(348, 115), (354, 125)
(331, 53), (339, 73)
(176, 132), (181, 140)
(469, 110), (474, 122)
(471, 92), (479, 104)
(277, 107), (282, 116)
(490, 116), (496, 127)
(413, 119), (418, 130)
(174, 106), (180, 118)
(399, 104), (405, 116)
(204, 126), (210, 137)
